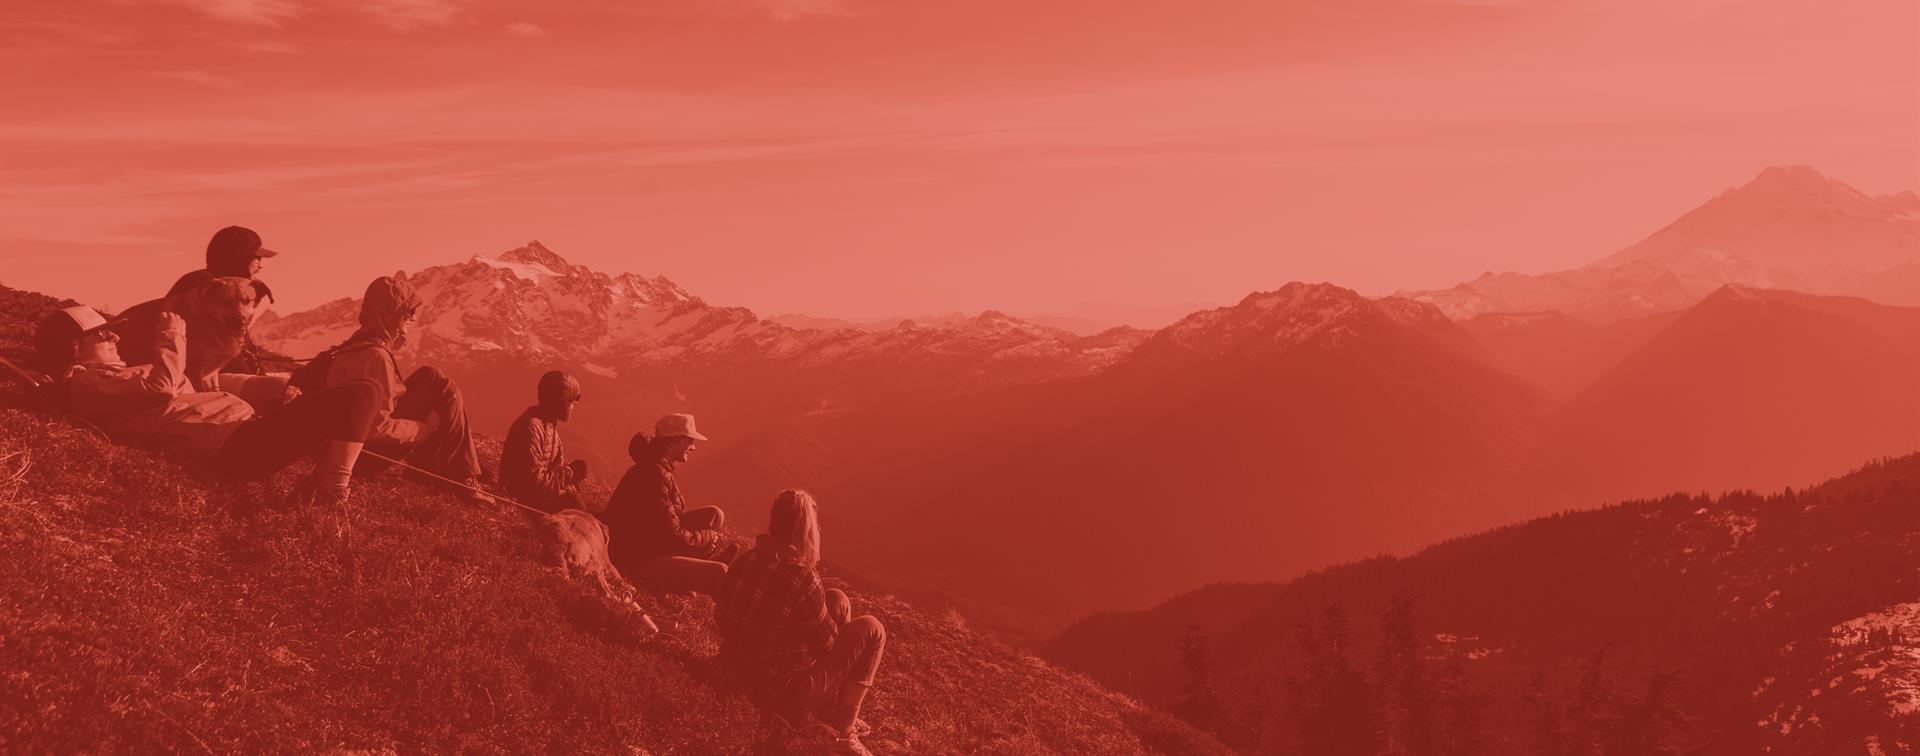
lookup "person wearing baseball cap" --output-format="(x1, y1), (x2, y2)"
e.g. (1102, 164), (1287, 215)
(36, 304), (383, 510)
(601, 412), (733, 594)
(167, 225), (278, 303)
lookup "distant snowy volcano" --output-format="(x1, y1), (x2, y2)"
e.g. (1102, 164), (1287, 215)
(1398, 166), (1920, 322)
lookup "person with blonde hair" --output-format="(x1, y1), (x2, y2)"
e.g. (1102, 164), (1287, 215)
(715, 489), (886, 755)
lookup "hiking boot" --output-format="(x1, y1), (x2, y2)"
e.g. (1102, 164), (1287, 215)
(844, 718), (872, 738)
(454, 478), (496, 505)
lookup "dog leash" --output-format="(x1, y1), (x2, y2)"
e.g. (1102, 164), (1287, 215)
(355, 449), (553, 518)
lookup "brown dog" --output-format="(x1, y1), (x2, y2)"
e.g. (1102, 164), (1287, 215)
(167, 276), (259, 392)
(111, 278), (261, 392)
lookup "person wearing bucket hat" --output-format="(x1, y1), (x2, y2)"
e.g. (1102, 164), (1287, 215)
(317, 275), (486, 503)
(500, 370), (589, 513)
(602, 413), (734, 594)
(40, 305), (382, 509)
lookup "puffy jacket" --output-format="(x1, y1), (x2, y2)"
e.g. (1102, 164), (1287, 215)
(501, 406), (574, 504)
(605, 457), (704, 566)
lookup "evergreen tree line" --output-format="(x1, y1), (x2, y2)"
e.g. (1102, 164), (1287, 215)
(1171, 593), (1705, 755)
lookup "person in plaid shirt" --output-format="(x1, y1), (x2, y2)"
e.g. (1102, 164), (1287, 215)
(716, 489), (886, 755)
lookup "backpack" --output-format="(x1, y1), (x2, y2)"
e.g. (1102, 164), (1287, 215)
(288, 341), (392, 394)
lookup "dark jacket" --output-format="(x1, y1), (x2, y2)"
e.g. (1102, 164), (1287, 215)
(604, 456), (708, 568)
(501, 406), (573, 505)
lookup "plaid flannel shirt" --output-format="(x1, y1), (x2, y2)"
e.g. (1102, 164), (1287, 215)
(715, 536), (838, 683)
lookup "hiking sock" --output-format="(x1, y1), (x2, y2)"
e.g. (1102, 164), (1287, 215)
(315, 441), (365, 498)
(829, 681), (872, 734)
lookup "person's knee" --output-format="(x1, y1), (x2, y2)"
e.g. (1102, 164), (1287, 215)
(709, 506), (726, 529)
(409, 366), (446, 384)
(826, 589), (852, 623)
(849, 615), (885, 646)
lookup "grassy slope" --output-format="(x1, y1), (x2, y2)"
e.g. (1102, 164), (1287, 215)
(0, 284), (1224, 754)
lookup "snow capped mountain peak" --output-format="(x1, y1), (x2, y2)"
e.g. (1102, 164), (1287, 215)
(495, 240), (574, 272)
(254, 240), (1141, 384)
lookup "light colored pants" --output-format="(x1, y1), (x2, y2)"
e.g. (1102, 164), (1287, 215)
(802, 589), (886, 701)
(215, 372), (293, 414)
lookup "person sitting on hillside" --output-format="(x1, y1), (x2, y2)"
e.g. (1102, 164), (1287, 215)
(166, 225), (278, 304)
(112, 225), (289, 409)
(319, 275), (486, 502)
(716, 489), (886, 756)
(166, 225), (279, 375)
(500, 370), (588, 513)
(38, 305), (379, 507)
(602, 414), (733, 593)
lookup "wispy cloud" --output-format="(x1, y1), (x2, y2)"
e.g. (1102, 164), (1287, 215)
(360, 0), (462, 30)
(505, 21), (547, 37)
(760, 0), (846, 21)
(152, 0), (461, 30)
(242, 39), (303, 54)
(148, 69), (239, 88)
(164, 0), (304, 27)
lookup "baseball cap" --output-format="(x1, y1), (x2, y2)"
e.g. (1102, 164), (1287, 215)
(207, 225), (278, 262)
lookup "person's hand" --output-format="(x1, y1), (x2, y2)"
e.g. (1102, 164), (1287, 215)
(568, 459), (589, 483)
(156, 311), (186, 336)
(280, 383), (303, 404)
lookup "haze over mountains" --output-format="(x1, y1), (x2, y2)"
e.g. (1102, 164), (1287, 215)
(251, 165), (1920, 632)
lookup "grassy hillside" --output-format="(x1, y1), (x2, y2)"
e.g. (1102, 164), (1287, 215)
(0, 284), (1225, 754)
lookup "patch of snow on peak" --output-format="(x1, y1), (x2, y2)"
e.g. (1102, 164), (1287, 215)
(474, 255), (559, 282)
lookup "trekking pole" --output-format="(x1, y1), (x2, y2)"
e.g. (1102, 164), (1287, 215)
(355, 449), (552, 518)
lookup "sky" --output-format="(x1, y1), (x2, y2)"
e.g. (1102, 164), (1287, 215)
(2, 0), (1915, 321)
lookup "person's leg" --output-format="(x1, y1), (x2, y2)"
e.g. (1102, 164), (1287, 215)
(216, 372), (293, 413)
(636, 556), (728, 595)
(681, 505), (725, 531)
(212, 379), (378, 479)
(819, 616), (886, 734)
(394, 366), (481, 481)
(825, 588), (853, 626)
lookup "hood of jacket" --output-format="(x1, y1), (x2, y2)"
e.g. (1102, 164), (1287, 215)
(352, 275), (423, 345)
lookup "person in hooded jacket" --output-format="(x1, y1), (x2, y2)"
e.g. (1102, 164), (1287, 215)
(319, 275), (485, 501)
(39, 305), (379, 507)
(500, 370), (588, 513)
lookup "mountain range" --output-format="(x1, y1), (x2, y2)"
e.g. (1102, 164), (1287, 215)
(248, 165), (1920, 635)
